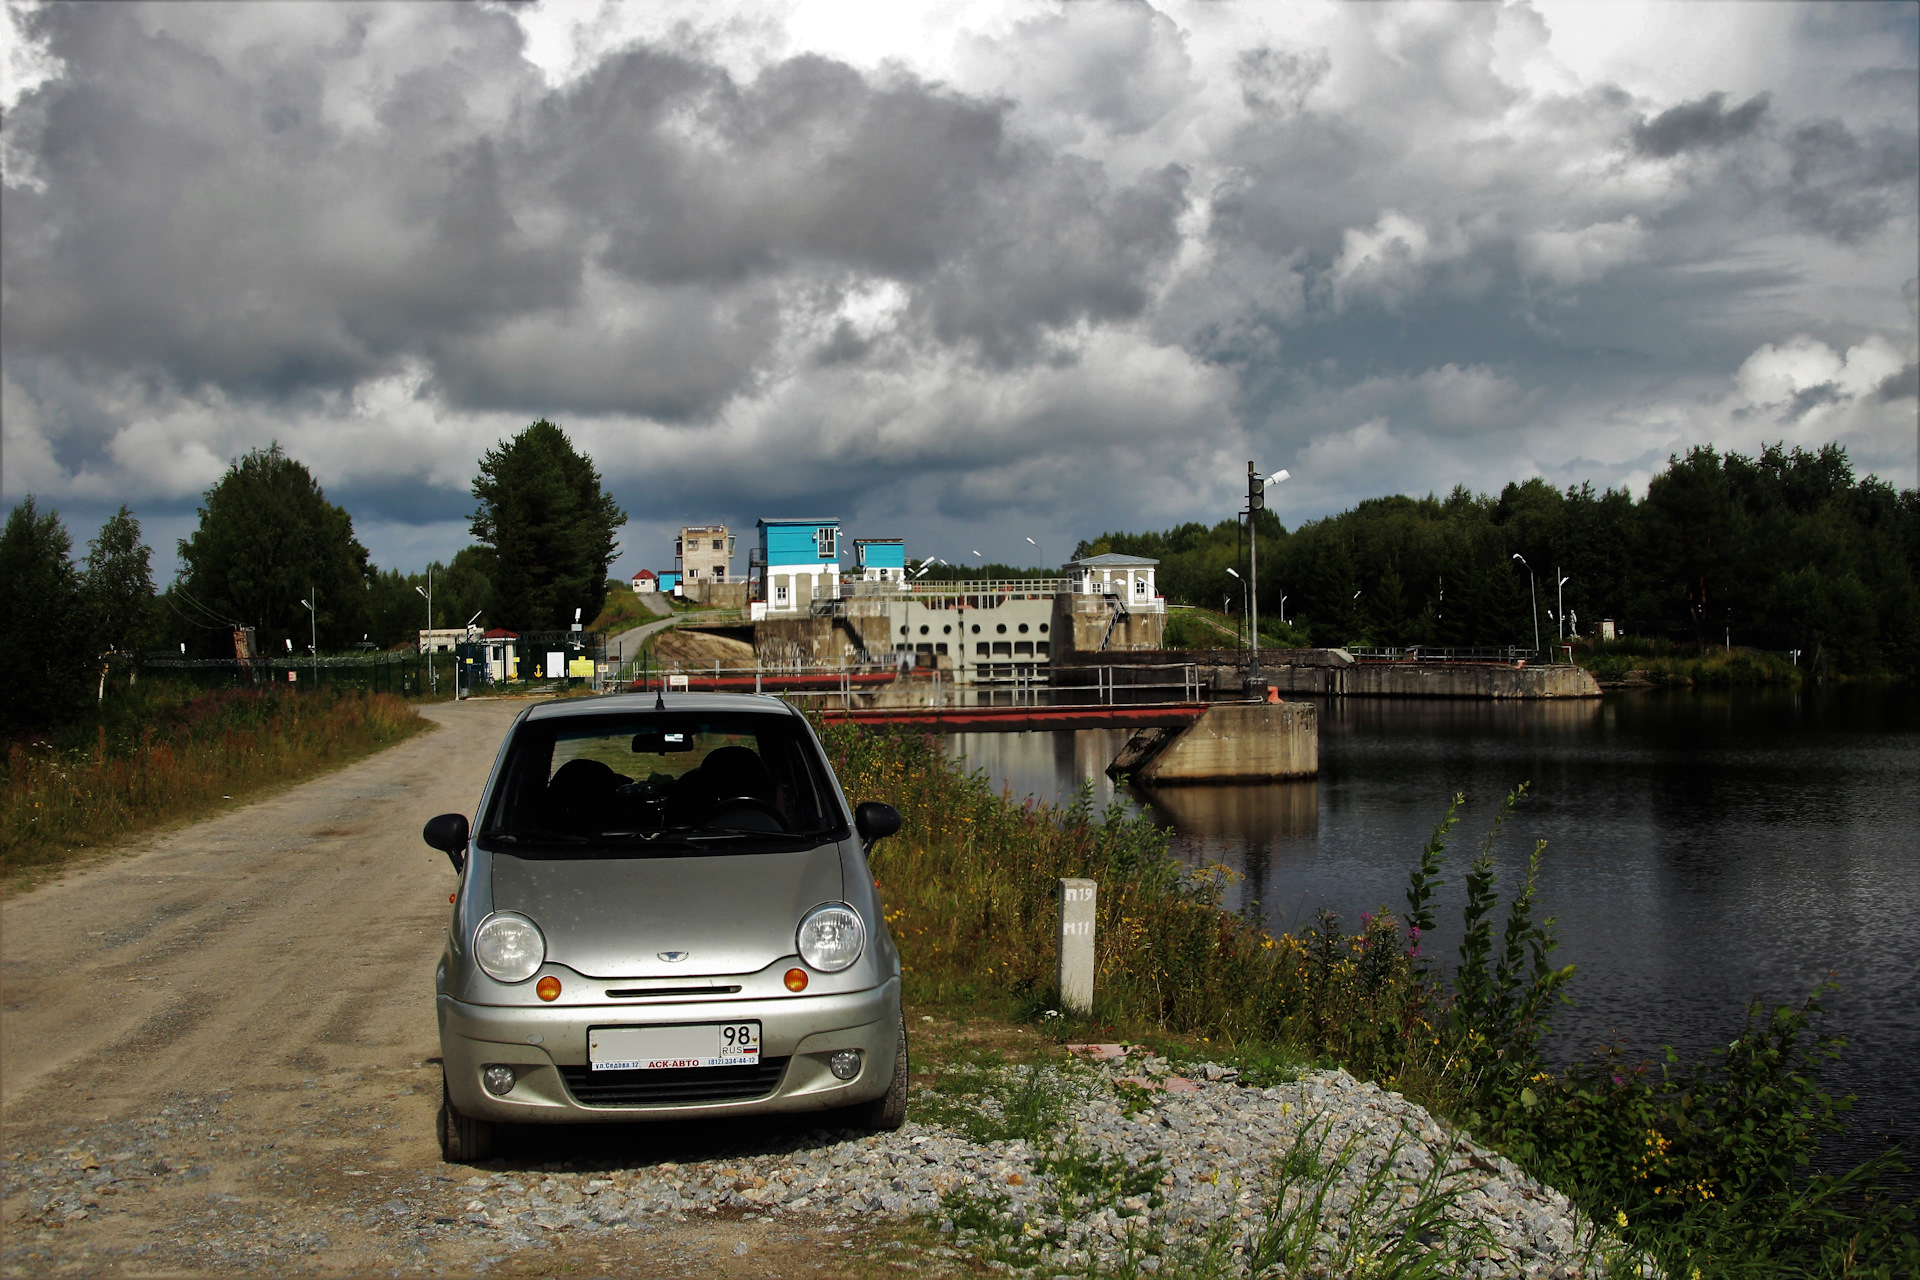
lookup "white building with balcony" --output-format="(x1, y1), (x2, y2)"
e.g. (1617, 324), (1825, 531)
(1065, 553), (1163, 611)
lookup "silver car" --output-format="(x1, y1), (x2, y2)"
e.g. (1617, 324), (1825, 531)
(423, 693), (905, 1162)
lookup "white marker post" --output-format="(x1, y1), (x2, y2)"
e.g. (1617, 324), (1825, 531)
(1057, 878), (1097, 1016)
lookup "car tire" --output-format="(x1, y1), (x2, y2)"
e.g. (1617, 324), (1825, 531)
(846, 1012), (909, 1131)
(438, 1073), (496, 1163)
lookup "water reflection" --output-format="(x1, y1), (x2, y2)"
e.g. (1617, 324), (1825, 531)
(1135, 781), (1319, 930)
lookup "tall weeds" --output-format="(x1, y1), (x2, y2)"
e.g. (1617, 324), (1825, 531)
(2, 686), (426, 878)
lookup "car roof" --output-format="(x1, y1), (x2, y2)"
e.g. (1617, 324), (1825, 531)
(523, 692), (798, 722)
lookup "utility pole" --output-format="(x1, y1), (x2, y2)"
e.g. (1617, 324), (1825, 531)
(298, 587), (319, 688)
(415, 565), (435, 693)
(1244, 462), (1290, 686)
(1513, 554), (1540, 656)
(1247, 461), (1262, 684)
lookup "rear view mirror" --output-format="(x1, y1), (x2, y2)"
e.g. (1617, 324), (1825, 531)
(854, 802), (901, 848)
(632, 729), (694, 753)
(423, 813), (470, 873)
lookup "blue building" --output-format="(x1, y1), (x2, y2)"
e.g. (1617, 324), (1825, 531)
(853, 538), (906, 583)
(756, 518), (841, 615)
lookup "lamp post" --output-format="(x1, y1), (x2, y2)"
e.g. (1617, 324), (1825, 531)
(298, 588), (318, 687)
(1025, 536), (1042, 577)
(1226, 567), (1248, 652)
(415, 564), (435, 692)
(1278, 593), (1288, 625)
(1245, 463), (1290, 684)
(1512, 553), (1540, 655)
(1557, 569), (1571, 644)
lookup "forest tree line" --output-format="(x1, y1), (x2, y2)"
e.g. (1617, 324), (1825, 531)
(1, 419), (623, 734)
(1077, 444), (1920, 676)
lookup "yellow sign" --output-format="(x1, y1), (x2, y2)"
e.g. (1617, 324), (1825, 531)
(567, 657), (594, 678)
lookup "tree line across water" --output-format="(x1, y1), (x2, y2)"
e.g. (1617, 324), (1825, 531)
(1079, 444), (1920, 677)
(1, 419), (623, 736)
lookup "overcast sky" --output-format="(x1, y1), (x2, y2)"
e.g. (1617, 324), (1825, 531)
(3, 0), (1915, 580)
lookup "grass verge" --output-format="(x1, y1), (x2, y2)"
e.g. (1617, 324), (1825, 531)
(2, 683), (428, 886)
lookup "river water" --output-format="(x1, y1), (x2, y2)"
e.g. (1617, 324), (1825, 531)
(946, 685), (1920, 1184)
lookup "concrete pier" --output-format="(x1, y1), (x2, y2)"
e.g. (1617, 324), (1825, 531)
(1108, 701), (1318, 784)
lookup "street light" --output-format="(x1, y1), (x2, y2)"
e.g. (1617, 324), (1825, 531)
(460, 609), (483, 697)
(1225, 567), (1249, 648)
(1245, 464), (1291, 683)
(298, 587), (318, 686)
(1557, 569), (1571, 642)
(1512, 553), (1540, 655)
(1025, 537), (1042, 574)
(1278, 593), (1288, 625)
(415, 564), (435, 692)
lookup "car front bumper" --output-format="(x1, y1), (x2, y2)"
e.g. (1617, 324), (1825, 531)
(437, 977), (901, 1123)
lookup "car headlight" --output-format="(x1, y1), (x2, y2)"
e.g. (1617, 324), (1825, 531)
(797, 903), (865, 973)
(474, 912), (545, 983)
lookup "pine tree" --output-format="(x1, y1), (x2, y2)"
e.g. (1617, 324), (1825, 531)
(0, 498), (92, 732)
(470, 420), (626, 631)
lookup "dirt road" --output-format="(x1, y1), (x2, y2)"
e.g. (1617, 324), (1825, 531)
(0, 698), (934, 1278)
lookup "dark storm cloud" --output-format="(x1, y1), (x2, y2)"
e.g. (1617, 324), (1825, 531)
(1631, 91), (1770, 158)
(1872, 362), (1919, 403)
(1783, 118), (1919, 243)
(1, 3), (575, 398)
(520, 49), (1187, 368)
(2, 10), (1188, 422)
(3, 0), (1914, 566)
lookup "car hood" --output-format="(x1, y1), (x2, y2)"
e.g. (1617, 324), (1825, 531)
(489, 843), (844, 979)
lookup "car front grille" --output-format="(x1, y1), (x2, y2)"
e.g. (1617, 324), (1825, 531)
(559, 1058), (790, 1107)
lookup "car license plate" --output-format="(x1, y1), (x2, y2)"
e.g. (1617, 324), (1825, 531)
(588, 1022), (761, 1071)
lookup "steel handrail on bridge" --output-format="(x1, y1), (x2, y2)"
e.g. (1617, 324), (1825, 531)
(1345, 645), (1541, 664)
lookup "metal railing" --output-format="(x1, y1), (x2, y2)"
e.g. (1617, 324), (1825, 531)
(838, 577), (1066, 599)
(1344, 645), (1541, 663)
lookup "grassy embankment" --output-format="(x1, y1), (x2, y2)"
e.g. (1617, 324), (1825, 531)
(1162, 607), (1313, 651)
(589, 587), (669, 635)
(1574, 638), (1803, 687)
(1, 683), (427, 886)
(824, 720), (1917, 1278)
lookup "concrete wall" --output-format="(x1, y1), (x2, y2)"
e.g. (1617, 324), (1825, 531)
(1058, 648), (1599, 699)
(1110, 701), (1318, 783)
(680, 580), (750, 608)
(1048, 595), (1166, 656)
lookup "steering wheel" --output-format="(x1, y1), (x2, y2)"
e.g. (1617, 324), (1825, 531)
(701, 795), (790, 832)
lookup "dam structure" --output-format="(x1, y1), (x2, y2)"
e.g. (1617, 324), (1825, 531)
(646, 537), (1597, 702)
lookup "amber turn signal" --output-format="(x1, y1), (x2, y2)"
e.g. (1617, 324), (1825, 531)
(536, 975), (562, 1001)
(449, 893), (456, 903)
(784, 968), (809, 992)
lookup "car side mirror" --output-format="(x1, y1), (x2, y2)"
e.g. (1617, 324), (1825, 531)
(854, 802), (901, 848)
(423, 813), (470, 873)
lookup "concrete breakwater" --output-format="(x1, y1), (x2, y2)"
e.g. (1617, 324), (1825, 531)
(1109, 701), (1318, 783)
(1055, 648), (1602, 699)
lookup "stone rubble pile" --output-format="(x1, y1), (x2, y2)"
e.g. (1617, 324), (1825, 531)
(445, 1049), (1618, 1278)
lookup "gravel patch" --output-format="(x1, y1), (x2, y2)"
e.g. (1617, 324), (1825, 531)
(438, 1051), (1619, 1277)
(4, 1055), (1628, 1276)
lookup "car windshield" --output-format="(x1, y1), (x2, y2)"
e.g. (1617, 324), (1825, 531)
(478, 709), (848, 854)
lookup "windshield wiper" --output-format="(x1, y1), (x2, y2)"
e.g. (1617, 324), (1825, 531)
(483, 827), (589, 844)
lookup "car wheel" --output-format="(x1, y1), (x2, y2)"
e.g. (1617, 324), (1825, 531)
(846, 1012), (909, 1131)
(439, 1072), (496, 1163)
